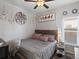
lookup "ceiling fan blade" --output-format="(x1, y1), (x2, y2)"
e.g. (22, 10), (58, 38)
(24, 0), (36, 2)
(45, 0), (54, 2)
(34, 5), (38, 9)
(24, 0), (54, 2)
(43, 4), (49, 9)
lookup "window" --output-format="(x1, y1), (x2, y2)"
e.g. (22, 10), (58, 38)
(64, 18), (77, 31)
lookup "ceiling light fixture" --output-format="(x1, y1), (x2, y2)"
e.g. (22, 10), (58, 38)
(24, 0), (54, 9)
(36, 0), (45, 6)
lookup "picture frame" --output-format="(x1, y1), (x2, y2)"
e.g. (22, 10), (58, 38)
(63, 11), (68, 15)
(72, 9), (78, 14)
(15, 12), (27, 25)
(39, 13), (56, 22)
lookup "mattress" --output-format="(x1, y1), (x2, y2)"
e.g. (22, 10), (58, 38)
(20, 39), (57, 59)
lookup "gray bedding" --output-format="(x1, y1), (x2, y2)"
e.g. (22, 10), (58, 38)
(20, 39), (57, 59)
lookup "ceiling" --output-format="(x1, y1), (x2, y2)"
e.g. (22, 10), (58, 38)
(2, 0), (79, 13)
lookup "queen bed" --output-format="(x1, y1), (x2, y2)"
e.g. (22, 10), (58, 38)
(20, 30), (58, 59)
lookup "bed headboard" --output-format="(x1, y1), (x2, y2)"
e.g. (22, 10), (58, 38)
(35, 30), (58, 41)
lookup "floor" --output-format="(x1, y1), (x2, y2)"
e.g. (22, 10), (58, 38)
(52, 53), (65, 59)
(9, 51), (75, 59)
(10, 54), (74, 59)
(53, 53), (74, 59)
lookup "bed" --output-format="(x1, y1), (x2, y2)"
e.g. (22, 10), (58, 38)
(20, 30), (58, 59)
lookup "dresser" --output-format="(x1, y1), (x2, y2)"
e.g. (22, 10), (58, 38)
(0, 39), (9, 59)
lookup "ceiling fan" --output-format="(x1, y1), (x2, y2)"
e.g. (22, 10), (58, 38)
(24, 0), (54, 9)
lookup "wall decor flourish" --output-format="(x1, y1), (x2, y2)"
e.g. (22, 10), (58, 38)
(0, 5), (8, 19)
(15, 12), (27, 25)
(63, 11), (67, 15)
(72, 9), (78, 14)
(39, 13), (55, 22)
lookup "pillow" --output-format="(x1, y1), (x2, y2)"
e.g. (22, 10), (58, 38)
(48, 35), (55, 42)
(39, 35), (49, 42)
(44, 35), (55, 42)
(32, 33), (41, 39)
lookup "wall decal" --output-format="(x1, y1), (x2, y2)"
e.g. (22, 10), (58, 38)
(63, 11), (67, 15)
(72, 9), (78, 14)
(15, 12), (27, 25)
(0, 5), (8, 20)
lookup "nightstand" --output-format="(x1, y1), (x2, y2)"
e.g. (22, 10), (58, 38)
(56, 42), (65, 57)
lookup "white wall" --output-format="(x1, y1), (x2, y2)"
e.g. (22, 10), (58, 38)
(36, 2), (79, 54)
(75, 47), (79, 59)
(56, 1), (79, 31)
(56, 2), (79, 43)
(36, 1), (79, 41)
(36, 9), (57, 30)
(0, 0), (36, 43)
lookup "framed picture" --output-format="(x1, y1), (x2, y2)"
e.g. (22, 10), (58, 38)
(72, 9), (78, 14)
(39, 13), (55, 22)
(15, 12), (27, 25)
(63, 11), (68, 15)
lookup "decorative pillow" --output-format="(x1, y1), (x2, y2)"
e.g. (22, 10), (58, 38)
(48, 35), (55, 42)
(39, 35), (49, 42)
(32, 33), (41, 39)
(44, 35), (55, 42)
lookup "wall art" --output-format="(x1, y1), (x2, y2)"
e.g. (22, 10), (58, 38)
(15, 12), (27, 25)
(39, 13), (55, 22)
(72, 9), (78, 14)
(63, 11), (68, 15)
(0, 5), (8, 20)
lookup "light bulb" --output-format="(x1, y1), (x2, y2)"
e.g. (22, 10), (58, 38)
(36, 0), (45, 6)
